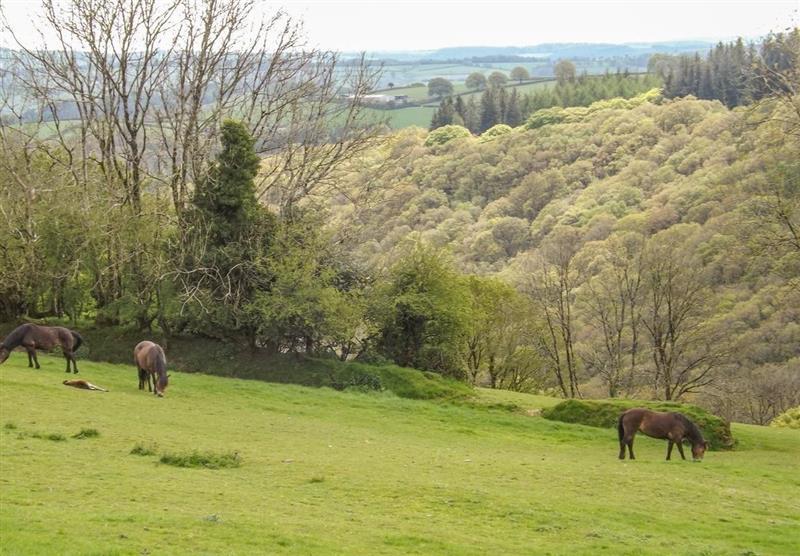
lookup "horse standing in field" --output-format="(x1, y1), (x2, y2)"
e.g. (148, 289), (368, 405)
(618, 408), (708, 461)
(134, 341), (168, 397)
(0, 323), (83, 373)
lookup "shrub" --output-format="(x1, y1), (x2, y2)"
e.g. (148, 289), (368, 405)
(770, 406), (800, 429)
(73, 428), (100, 439)
(159, 450), (241, 469)
(542, 399), (735, 450)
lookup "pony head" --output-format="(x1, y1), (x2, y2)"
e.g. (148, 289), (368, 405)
(691, 440), (708, 461)
(155, 372), (169, 397)
(0, 347), (9, 365)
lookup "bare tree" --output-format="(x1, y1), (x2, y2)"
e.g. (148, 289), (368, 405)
(579, 232), (645, 397)
(640, 227), (727, 400)
(522, 226), (584, 398)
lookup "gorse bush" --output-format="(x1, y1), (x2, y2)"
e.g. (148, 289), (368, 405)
(770, 407), (800, 429)
(542, 399), (735, 450)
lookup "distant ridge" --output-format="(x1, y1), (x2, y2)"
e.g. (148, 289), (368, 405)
(357, 40), (716, 62)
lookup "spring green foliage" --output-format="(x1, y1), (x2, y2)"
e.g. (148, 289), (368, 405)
(2, 355), (799, 554)
(542, 399), (735, 450)
(479, 124), (513, 141)
(771, 407), (800, 429)
(329, 88), (799, 421)
(424, 124), (472, 146)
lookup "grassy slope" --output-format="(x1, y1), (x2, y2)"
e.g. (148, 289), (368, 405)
(1, 354), (799, 555)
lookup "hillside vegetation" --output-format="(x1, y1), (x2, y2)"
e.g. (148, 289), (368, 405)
(330, 90), (799, 423)
(1, 354), (799, 555)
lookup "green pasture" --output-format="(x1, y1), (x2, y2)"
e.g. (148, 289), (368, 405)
(1, 353), (798, 555)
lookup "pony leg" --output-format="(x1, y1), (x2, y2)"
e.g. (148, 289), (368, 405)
(619, 439), (626, 460)
(71, 353), (79, 374)
(627, 435), (636, 460)
(676, 441), (687, 460)
(31, 349), (40, 369)
(64, 351), (72, 373)
(667, 441), (674, 461)
(27, 349), (34, 367)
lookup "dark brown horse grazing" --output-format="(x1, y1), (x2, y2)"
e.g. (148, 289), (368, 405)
(0, 323), (83, 373)
(134, 341), (168, 397)
(618, 408), (708, 461)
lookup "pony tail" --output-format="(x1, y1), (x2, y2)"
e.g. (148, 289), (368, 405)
(617, 414), (625, 442)
(71, 331), (84, 352)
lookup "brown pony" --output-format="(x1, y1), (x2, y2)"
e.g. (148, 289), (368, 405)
(0, 323), (83, 373)
(618, 408), (708, 461)
(134, 341), (168, 397)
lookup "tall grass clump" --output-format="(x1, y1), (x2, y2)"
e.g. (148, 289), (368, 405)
(159, 450), (241, 469)
(130, 442), (158, 456)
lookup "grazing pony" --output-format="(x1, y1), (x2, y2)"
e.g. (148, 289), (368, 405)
(134, 341), (168, 397)
(0, 323), (83, 373)
(618, 408), (708, 461)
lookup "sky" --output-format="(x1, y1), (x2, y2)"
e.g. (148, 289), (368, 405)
(280, 0), (798, 51)
(0, 0), (797, 52)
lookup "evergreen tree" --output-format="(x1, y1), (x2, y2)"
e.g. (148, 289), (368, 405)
(464, 96), (481, 133)
(505, 88), (523, 127)
(193, 120), (261, 244)
(479, 87), (499, 133)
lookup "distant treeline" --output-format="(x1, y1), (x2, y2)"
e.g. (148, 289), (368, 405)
(430, 71), (661, 133)
(650, 29), (800, 108)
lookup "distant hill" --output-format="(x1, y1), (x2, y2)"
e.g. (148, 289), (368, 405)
(360, 40), (716, 62)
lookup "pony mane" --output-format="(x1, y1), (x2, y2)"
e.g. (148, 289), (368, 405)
(154, 347), (168, 390)
(1, 324), (30, 349)
(679, 414), (704, 445)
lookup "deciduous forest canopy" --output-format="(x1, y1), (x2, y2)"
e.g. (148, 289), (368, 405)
(0, 1), (798, 425)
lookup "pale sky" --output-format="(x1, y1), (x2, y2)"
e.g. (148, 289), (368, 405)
(1, 0), (797, 52)
(282, 0), (798, 51)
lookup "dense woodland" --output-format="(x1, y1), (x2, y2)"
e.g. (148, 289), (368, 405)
(0, 2), (798, 424)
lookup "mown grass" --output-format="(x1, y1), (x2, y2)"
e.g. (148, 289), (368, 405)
(1, 353), (799, 555)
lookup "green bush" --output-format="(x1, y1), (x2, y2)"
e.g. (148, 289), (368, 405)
(770, 406), (800, 429)
(541, 399), (735, 450)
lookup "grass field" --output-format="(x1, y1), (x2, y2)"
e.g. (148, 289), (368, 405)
(1, 353), (799, 555)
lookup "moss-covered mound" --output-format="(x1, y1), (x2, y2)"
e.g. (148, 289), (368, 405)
(542, 399), (735, 450)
